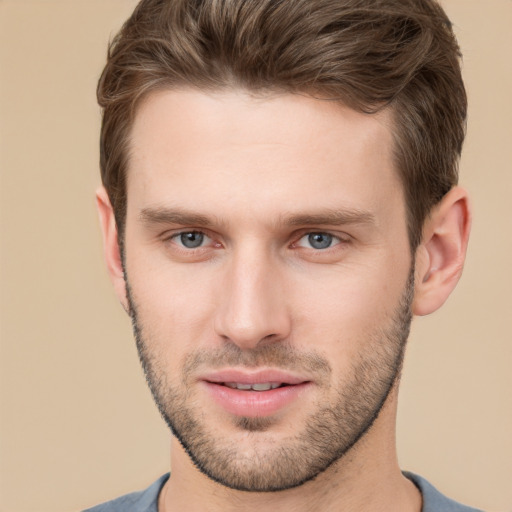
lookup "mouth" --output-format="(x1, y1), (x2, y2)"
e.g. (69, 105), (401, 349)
(220, 382), (289, 391)
(200, 370), (312, 418)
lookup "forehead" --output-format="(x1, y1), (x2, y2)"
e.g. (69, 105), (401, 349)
(126, 89), (402, 225)
(128, 88), (393, 165)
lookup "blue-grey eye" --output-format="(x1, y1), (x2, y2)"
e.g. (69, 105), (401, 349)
(178, 231), (205, 248)
(307, 233), (333, 249)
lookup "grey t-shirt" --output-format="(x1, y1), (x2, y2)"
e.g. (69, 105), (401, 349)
(83, 472), (484, 512)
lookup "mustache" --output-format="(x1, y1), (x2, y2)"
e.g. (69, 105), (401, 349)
(125, 284), (331, 382)
(182, 342), (332, 379)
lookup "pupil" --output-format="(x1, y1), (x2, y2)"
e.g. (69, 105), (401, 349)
(181, 232), (204, 248)
(308, 233), (332, 249)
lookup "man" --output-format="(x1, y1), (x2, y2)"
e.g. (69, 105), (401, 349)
(86, 0), (480, 510)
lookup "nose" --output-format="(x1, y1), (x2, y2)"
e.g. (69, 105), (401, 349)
(213, 248), (291, 350)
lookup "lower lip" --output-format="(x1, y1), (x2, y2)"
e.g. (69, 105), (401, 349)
(202, 382), (311, 417)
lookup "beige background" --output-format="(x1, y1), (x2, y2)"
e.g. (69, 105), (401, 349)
(0, 1), (511, 511)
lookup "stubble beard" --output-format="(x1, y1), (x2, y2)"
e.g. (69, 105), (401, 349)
(126, 268), (414, 492)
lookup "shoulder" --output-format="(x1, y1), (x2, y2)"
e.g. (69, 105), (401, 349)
(82, 473), (170, 512)
(404, 472), (484, 512)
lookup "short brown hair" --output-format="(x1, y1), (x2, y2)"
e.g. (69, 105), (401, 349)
(97, 0), (466, 250)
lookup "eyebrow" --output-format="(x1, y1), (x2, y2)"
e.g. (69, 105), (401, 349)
(139, 206), (375, 229)
(139, 207), (217, 227)
(282, 209), (375, 227)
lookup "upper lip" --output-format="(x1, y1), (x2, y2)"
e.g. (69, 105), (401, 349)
(199, 369), (310, 385)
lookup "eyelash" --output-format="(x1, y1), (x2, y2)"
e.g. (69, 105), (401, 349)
(164, 229), (350, 253)
(167, 231), (217, 250)
(293, 232), (346, 250)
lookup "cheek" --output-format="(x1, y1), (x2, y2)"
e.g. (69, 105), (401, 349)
(290, 263), (408, 360)
(126, 258), (219, 352)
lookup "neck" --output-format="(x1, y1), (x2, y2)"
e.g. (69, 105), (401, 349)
(159, 390), (421, 512)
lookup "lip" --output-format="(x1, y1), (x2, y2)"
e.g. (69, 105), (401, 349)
(201, 369), (308, 386)
(199, 369), (312, 418)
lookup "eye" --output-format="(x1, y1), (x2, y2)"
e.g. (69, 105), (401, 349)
(171, 231), (211, 249)
(296, 232), (341, 250)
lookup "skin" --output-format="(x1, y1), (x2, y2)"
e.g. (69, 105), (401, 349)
(97, 89), (471, 512)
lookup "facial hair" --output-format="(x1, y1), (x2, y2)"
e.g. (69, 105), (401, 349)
(126, 267), (414, 492)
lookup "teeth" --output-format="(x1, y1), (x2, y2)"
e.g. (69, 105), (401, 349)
(252, 383), (273, 391)
(224, 382), (282, 391)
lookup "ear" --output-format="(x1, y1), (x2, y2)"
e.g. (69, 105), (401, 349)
(96, 186), (129, 313)
(412, 186), (471, 316)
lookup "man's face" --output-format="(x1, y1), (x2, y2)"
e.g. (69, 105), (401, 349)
(122, 90), (413, 491)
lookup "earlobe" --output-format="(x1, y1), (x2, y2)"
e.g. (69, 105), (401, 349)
(96, 186), (129, 312)
(412, 186), (471, 316)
